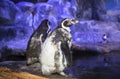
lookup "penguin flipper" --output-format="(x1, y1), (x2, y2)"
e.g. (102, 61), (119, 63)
(61, 42), (72, 67)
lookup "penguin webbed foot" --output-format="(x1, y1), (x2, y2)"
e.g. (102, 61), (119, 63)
(59, 72), (68, 77)
(59, 71), (73, 77)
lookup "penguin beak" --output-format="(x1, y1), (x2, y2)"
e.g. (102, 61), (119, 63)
(71, 19), (79, 24)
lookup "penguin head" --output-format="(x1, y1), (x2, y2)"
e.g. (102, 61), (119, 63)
(36, 19), (51, 39)
(42, 19), (51, 28)
(60, 18), (79, 28)
(40, 19), (51, 33)
(42, 19), (51, 38)
(45, 19), (51, 33)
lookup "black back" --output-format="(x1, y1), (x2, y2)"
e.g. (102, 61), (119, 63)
(35, 19), (50, 42)
(27, 19), (51, 50)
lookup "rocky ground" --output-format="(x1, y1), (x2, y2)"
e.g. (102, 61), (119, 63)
(0, 61), (75, 79)
(0, 66), (47, 79)
(0, 43), (120, 79)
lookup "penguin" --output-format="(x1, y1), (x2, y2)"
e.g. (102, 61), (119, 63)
(39, 18), (79, 76)
(26, 19), (51, 65)
(102, 33), (108, 44)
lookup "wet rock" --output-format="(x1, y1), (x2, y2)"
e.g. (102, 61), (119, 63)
(0, 0), (19, 26)
(106, 0), (120, 10)
(0, 46), (26, 61)
(73, 20), (120, 43)
(11, 0), (48, 4)
(6, 0), (77, 30)
(16, 2), (34, 12)
(15, 2), (34, 30)
(33, 3), (53, 28)
(0, 27), (16, 41)
(1, 52), (120, 79)
(105, 10), (120, 22)
(0, 25), (32, 61)
(75, 0), (106, 20)
(72, 43), (120, 56)
(71, 20), (120, 54)
(68, 52), (120, 79)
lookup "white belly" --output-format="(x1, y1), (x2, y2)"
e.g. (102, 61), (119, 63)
(39, 36), (67, 75)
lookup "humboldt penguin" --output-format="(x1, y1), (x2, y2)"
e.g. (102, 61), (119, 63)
(40, 18), (79, 76)
(26, 19), (51, 65)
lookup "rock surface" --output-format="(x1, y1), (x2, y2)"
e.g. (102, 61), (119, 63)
(72, 20), (120, 43)
(0, 0), (19, 26)
(75, 0), (106, 20)
(11, 0), (48, 3)
(0, 66), (48, 79)
(0, 50), (120, 79)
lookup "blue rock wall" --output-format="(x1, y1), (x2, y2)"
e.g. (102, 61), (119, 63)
(0, 0), (120, 53)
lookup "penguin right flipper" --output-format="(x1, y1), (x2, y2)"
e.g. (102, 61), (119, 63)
(61, 41), (72, 67)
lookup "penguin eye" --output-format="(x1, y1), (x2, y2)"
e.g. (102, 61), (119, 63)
(63, 21), (69, 26)
(63, 20), (72, 27)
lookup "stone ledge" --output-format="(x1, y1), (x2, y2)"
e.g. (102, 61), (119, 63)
(0, 66), (48, 79)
